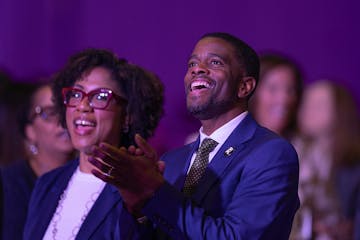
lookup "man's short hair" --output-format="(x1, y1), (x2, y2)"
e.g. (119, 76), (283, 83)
(200, 32), (260, 84)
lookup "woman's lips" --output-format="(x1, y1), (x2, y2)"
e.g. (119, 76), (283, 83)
(74, 119), (96, 127)
(73, 118), (96, 136)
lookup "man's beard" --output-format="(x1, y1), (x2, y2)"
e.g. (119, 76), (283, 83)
(187, 96), (237, 120)
(187, 101), (213, 120)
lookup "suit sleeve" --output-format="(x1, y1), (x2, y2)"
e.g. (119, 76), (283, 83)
(140, 138), (299, 240)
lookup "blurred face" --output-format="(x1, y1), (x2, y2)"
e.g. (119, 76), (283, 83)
(298, 83), (335, 138)
(65, 67), (125, 153)
(27, 86), (73, 155)
(253, 66), (298, 134)
(184, 37), (242, 120)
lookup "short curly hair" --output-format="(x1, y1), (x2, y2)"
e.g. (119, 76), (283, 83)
(52, 48), (164, 147)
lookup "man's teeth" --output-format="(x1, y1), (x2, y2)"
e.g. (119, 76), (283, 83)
(75, 119), (96, 127)
(191, 81), (210, 91)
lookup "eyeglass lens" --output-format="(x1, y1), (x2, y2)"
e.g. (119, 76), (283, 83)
(34, 106), (58, 122)
(64, 88), (113, 109)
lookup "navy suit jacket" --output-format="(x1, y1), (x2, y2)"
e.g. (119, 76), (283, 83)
(122, 114), (300, 239)
(1, 161), (36, 240)
(23, 159), (123, 240)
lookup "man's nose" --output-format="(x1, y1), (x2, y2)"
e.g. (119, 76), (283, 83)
(192, 62), (210, 75)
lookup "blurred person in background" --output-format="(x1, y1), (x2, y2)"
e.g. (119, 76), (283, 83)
(23, 49), (164, 239)
(0, 71), (12, 135)
(291, 80), (360, 240)
(0, 71), (29, 166)
(1, 82), (75, 240)
(250, 53), (303, 139)
(0, 72), (28, 239)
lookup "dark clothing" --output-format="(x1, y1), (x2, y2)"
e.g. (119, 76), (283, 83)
(120, 114), (300, 239)
(336, 165), (360, 240)
(23, 159), (123, 239)
(1, 161), (36, 240)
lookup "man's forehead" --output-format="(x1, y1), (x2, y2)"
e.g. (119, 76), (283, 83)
(195, 37), (233, 49)
(191, 37), (236, 57)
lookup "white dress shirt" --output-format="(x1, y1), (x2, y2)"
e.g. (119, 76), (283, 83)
(187, 111), (248, 173)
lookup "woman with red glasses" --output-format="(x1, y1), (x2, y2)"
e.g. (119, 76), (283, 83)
(1, 82), (75, 240)
(23, 49), (164, 239)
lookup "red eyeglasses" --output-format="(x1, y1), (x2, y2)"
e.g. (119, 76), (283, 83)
(62, 87), (127, 110)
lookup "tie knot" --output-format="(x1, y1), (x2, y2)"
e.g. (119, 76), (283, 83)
(198, 138), (218, 154)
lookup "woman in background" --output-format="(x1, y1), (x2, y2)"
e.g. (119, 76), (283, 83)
(292, 80), (360, 240)
(23, 49), (164, 239)
(1, 82), (75, 240)
(250, 53), (303, 139)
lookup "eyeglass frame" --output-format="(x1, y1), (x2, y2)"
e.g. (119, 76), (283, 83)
(30, 105), (59, 122)
(62, 87), (127, 110)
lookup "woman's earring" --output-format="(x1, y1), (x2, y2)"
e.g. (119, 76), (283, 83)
(29, 144), (38, 155)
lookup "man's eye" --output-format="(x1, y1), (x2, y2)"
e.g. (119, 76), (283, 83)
(188, 62), (197, 68)
(211, 60), (222, 65)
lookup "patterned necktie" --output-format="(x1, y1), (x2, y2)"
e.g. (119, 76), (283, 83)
(183, 138), (218, 196)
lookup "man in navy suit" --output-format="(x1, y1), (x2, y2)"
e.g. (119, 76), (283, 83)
(91, 32), (300, 239)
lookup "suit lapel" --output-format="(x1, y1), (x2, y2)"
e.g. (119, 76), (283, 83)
(76, 184), (121, 239)
(30, 160), (78, 238)
(164, 141), (199, 191)
(192, 114), (258, 202)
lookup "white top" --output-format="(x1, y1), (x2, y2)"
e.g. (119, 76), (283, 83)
(187, 111), (248, 173)
(43, 167), (106, 240)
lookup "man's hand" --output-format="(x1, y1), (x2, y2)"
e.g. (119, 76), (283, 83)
(88, 134), (165, 216)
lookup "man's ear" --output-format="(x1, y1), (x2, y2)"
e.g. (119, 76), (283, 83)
(237, 76), (256, 98)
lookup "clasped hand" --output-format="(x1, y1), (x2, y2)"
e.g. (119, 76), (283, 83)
(88, 134), (165, 215)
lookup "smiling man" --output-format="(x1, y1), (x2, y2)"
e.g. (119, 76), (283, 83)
(92, 32), (300, 239)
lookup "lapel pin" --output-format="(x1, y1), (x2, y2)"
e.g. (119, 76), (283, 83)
(224, 147), (235, 156)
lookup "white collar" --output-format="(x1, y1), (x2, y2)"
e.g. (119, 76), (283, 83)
(199, 111), (248, 146)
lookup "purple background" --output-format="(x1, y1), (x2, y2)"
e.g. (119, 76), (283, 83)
(1, 0), (359, 154)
